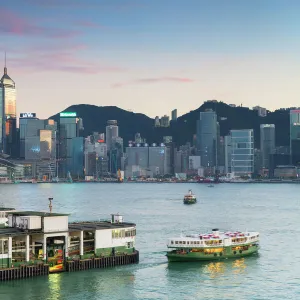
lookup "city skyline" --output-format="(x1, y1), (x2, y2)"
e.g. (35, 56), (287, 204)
(1, 0), (300, 119)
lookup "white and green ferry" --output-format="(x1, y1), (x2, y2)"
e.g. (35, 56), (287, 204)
(166, 228), (259, 262)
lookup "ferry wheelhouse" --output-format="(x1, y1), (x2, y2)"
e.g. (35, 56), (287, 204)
(167, 228), (259, 261)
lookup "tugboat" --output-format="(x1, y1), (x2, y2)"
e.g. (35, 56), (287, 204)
(183, 190), (197, 204)
(166, 228), (259, 262)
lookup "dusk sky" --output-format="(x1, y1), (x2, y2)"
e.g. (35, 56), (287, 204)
(1, 0), (300, 119)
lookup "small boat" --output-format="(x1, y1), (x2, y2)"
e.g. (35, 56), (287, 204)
(183, 190), (197, 204)
(207, 184), (214, 187)
(166, 228), (259, 262)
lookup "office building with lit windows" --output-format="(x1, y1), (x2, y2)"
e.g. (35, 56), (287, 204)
(17, 114), (57, 179)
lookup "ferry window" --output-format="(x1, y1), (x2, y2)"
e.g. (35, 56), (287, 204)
(179, 241), (182, 244)
(175, 241), (178, 244)
(187, 241), (189, 245)
(171, 241), (174, 244)
(183, 241), (186, 244)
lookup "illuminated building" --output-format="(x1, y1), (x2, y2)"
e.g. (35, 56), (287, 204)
(0, 62), (17, 156)
(18, 115), (57, 179)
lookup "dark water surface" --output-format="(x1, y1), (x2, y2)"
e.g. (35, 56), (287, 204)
(0, 183), (299, 300)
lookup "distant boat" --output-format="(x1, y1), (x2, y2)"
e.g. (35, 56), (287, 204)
(207, 184), (214, 187)
(183, 190), (197, 204)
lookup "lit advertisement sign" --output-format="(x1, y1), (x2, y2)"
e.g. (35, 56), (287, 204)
(291, 110), (300, 113)
(60, 112), (77, 117)
(97, 139), (105, 143)
(20, 113), (36, 118)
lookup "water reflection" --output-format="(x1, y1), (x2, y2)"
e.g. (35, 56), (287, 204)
(167, 256), (259, 279)
(48, 273), (62, 299)
(203, 261), (226, 278)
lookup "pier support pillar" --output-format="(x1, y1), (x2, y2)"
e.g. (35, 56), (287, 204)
(94, 230), (97, 256)
(80, 231), (84, 257)
(26, 235), (30, 262)
(43, 236), (47, 262)
(65, 234), (69, 258)
(8, 237), (12, 267)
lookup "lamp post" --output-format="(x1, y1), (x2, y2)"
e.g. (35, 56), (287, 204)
(48, 197), (53, 213)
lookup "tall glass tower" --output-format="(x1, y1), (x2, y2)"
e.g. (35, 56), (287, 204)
(196, 109), (218, 168)
(0, 63), (17, 156)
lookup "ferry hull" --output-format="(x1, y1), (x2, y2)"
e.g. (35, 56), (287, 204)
(183, 199), (197, 204)
(167, 244), (259, 262)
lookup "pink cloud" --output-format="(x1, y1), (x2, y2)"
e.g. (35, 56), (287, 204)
(0, 8), (79, 38)
(9, 49), (125, 74)
(112, 77), (194, 88)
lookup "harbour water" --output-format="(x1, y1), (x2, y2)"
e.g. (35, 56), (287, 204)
(0, 183), (299, 300)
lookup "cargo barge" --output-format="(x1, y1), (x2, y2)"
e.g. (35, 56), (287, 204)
(0, 201), (138, 281)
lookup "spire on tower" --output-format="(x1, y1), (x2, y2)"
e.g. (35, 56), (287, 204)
(4, 52), (7, 75)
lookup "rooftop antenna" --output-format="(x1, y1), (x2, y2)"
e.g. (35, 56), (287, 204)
(4, 51), (7, 75)
(48, 197), (53, 214)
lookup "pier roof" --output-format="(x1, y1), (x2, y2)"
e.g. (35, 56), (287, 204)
(69, 221), (136, 231)
(0, 227), (37, 237)
(0, 208), (15, 211)
(9, 211), (69, 217)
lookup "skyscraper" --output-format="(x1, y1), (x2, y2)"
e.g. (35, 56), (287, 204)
(230, 129), (254, 176)
(171, 109), (177, 121)
(106, 120), (118, 151)
(0, 62), (17, 156)
(59, 112), (83, 177)
(160, 115), (170, 127)
(290, 110), (300, 165)
(196, 110), (217, 168)
(224, 135), (232, 174)
(260, 124), (275, 169)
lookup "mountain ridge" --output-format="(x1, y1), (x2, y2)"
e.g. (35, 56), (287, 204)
(50, 102), (291, 148)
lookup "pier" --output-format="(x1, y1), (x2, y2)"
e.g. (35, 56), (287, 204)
(0, 203), (138, 281)
(0, 251), (139, 281)
(0, 264), (49, 281)
(66, 251), (139, 272)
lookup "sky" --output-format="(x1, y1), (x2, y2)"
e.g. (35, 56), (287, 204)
(1, 0), (300, 119)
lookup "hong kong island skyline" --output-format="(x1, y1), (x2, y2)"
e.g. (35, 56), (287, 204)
(1, 0), (300, 119)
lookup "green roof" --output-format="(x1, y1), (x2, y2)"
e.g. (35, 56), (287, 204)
(9, 211), (69, 217)
(0, 208), (15, 211)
